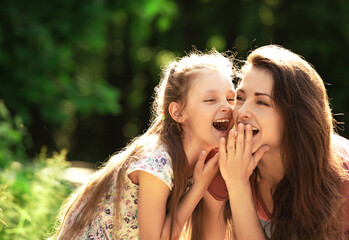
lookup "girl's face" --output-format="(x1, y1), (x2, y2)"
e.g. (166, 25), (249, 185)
(181, 69), (235, 149)
(234, 67), (282, 154)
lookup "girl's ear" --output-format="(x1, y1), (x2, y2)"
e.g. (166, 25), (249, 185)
(168, 102), (186, 123)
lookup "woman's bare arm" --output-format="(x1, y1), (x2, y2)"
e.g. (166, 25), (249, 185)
(219, 124), (269, 240)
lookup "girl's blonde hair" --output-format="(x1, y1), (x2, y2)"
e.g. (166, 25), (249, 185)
(50, 49), (235, 240)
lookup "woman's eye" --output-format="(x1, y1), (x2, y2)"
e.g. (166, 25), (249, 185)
(236, 95), (245, 101)
(257, 100), (270, 106)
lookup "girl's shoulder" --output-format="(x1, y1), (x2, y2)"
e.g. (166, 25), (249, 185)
(127, 143), (174, 190)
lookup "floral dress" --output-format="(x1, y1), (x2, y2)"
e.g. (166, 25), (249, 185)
(69, 145), (173, 240)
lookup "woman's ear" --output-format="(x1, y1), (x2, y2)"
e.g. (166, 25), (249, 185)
(168, 102), (186, 123)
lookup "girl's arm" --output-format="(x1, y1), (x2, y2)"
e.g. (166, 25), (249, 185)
(138, 150), (219, 240)
(201, 191), (229, 240)
(219, 124), (269, 240)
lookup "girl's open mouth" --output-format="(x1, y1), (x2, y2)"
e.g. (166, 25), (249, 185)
(213, 119), (230, 131)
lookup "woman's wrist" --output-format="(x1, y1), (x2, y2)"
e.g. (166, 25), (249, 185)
(227, 181), (252, 203)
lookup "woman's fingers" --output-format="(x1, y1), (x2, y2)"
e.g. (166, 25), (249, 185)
(236, 123), (244, 156)
(225, 129), (235, 160)
(252, 145), (270, 166)
(219, 137), (227, 161)
(227, 129), (235, 150)
(245, 124), (253, 156)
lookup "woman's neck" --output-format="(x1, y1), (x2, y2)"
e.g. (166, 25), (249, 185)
(257, 150), (284, 186)
(253, 150), (284, 217)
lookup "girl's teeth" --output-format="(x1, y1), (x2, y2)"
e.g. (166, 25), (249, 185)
(215, 119), (229, 123)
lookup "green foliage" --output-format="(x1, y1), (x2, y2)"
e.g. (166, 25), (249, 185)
(0, 102), (71, 240)
(0, 150), (71, 240)
(0, 100), (29, 169)
(0, 0), (348, 161)
(0, 0), (121, 125)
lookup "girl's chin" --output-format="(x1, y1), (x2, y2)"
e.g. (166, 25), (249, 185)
(209, 138), (221, 149)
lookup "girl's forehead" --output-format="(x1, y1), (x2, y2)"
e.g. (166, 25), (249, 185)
(189, 70), (234, 92)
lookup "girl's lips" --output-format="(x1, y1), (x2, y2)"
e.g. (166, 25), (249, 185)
(213, 119), (231, 131)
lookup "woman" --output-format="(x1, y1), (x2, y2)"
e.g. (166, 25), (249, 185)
(219, 45), (349, 239)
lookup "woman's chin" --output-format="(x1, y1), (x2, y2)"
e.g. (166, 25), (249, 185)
(252, 143), (261, 155)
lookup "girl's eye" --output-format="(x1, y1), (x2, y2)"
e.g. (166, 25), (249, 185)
(257, 100), (270, 106)
(227, 98), (235, 102)
(204, 99), (215, 102)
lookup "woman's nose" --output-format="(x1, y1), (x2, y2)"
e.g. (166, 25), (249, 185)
(237, 102), (252, 119)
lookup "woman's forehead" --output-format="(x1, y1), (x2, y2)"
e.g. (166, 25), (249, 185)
(238, 67), (274, 93)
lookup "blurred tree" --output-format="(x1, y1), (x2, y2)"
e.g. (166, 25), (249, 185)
(0, 0), (121, 158)
(0, 0), (348, 163)
(0, 100), (29, 169)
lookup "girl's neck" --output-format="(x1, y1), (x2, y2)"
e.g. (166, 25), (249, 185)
(183, 141), (214, 177)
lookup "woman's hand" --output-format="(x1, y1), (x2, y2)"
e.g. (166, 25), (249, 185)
(219, 123), (269, 190)
(218, 123), (270, 240)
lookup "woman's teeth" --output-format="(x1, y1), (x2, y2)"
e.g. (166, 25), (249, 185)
(252, 126), (259, 135)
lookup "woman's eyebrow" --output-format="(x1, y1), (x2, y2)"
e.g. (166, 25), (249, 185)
(255, 92), (273, 99)
(237, 89), (273, 99)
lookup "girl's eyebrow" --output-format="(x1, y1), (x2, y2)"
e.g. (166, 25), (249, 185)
(203, 89), (235, 94)
(237, 89), (273, 99)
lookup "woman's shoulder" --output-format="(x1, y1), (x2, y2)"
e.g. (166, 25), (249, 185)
(333, 133), (349, 164)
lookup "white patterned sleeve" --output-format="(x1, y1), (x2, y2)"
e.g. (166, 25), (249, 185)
(127, 147), (174, 191)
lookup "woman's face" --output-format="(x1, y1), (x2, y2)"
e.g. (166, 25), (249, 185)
(234, 67), (283, 154)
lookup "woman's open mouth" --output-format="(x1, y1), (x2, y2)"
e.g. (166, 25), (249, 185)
(234, 123), (259, 136)
(252, 126), (259, 136)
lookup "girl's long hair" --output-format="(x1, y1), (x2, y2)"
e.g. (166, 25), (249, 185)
(245, 45), (349, 240)
(183, 51), (236, 240)
(51, 49), (234, 240)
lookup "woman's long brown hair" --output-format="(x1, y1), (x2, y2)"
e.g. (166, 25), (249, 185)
(244, 45), (348, 240)
(50, 49), (234, 240)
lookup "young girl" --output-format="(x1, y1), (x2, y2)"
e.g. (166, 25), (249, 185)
(219, 45), (349, 239)
(50, 50), (237, 240)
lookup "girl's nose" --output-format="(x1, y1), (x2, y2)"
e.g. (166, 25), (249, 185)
(221, 100), (232, 112)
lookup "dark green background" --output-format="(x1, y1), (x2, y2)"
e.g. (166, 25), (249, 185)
(1, 0), (348, 163)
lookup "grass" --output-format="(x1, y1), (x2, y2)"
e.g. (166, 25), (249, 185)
(0, 149), (73, 240)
